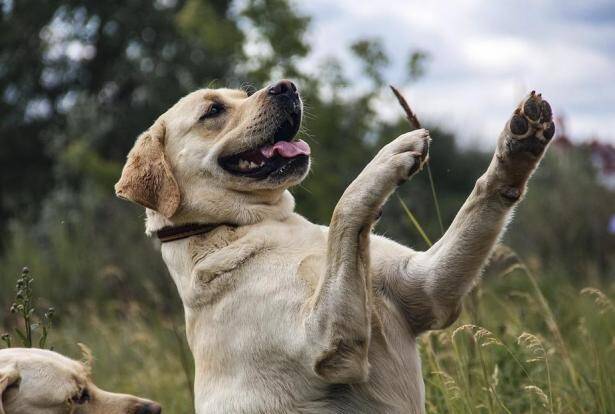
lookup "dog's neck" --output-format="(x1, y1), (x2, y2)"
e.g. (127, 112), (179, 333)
(144, 188), (296, 235)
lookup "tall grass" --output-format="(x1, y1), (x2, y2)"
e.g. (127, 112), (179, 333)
(49, 303), (195, 413)
(421, 266), (615, 414)
(2, 255), (611, 413)
(1, 202), (612, 413)
(398, 159), (614, 413)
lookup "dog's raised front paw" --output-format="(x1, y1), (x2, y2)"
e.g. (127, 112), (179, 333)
(501, 91), (554, 159)
(335, 129), (430, 225)
(368, 128), (430, 188)
(493, 91), (555, 202)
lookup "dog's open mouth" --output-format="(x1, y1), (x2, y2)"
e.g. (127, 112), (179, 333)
(219, 113), (310, 179)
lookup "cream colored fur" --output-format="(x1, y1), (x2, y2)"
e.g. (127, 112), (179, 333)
(116, 83), (552, 413)
(0, 348), (160, 414)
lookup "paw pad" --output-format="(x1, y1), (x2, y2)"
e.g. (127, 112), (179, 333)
(543, 122), (555, 140)
(522, 92), (541, 121)
(510, 113), (529, 135)
(509, 91), (555, 143)
(500, 186), (521, 202)
(540, 101), (552, 122)
(497, 92), (554, 186)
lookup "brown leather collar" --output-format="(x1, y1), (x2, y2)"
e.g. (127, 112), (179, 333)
(155, 222), (235, 243)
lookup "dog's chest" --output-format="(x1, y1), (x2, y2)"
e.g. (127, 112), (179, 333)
(188, 226), (239, 263)
(191, 220), (324, 279)
(162, 220), (327, 311)
(166, 221), (329, 401)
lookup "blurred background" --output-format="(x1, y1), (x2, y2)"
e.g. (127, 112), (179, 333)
(1, 1), (613, 413)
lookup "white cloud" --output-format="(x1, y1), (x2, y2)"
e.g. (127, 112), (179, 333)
(298, 0), (615, 146)
(462, 37), (534, 72)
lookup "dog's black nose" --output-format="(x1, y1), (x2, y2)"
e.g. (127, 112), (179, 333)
(136, 402), (162, 414)
(268, 79), (297, 97)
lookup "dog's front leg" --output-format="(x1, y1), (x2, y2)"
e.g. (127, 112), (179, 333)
(388, 92), (555, 333)
(305, 129), (430, 383)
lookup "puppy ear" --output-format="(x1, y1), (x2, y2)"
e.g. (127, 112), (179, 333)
(0, 364), (20, 414)
(115, 120), (181, 218)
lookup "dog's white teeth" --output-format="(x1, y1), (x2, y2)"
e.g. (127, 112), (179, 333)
(236, 159), (265, 171)
(238, 159), (250, 171)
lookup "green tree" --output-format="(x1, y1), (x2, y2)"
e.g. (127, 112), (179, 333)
(0, 0), (245, 241)
(1, 0), (611, 316)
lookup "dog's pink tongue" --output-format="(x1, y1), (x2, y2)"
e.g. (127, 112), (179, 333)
(260, 140), (311, 158)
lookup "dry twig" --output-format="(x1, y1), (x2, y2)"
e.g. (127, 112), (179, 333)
(389, 85), (445, 234)
(389, 85), (422, 130)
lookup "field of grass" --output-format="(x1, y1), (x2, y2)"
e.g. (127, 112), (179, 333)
(0, 151), (612, 413)
(3, 252), (612, 414)
(51, 304), (195, 413)
(422, 264), (614, 414)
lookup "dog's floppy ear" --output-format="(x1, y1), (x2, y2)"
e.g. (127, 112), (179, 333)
(115, 120), (181, 218)
(0, 363), (20, 414)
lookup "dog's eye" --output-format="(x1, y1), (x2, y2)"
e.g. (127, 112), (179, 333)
(71, 388), (90, 404)
(200, 103), (224, 121)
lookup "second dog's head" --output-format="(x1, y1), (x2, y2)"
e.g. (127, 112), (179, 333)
(115, 80), (310, 226)
(0, 348), (161, 414)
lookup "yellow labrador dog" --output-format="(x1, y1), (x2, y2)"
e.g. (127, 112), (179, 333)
(116, 80), (554, 413)
(0, 347), (161, 414)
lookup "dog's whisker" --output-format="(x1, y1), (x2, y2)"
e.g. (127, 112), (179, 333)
(296, 182), (314, 194)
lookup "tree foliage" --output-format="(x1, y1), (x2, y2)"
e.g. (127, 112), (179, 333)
(0, 0), (612, 313)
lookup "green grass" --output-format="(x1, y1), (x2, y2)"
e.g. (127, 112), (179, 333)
(0, 168), (612, 412)
(48, 303), (195, 413)
(3, 264), (610, 413)
(422, 267), (614, 414)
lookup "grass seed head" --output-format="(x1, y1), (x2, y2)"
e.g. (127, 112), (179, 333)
(524, 385), (549, 407)
(432, 371), (461, 400)
(581, 287), (615, 314)
(517, 332), (547, 362)
(452, 324), (502, 348)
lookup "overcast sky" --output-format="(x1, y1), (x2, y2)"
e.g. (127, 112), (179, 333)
(297, 0), (615, 147)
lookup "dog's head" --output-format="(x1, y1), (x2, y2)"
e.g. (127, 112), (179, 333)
(0, 348), (161, 414)
(115, 80), (310, 225)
